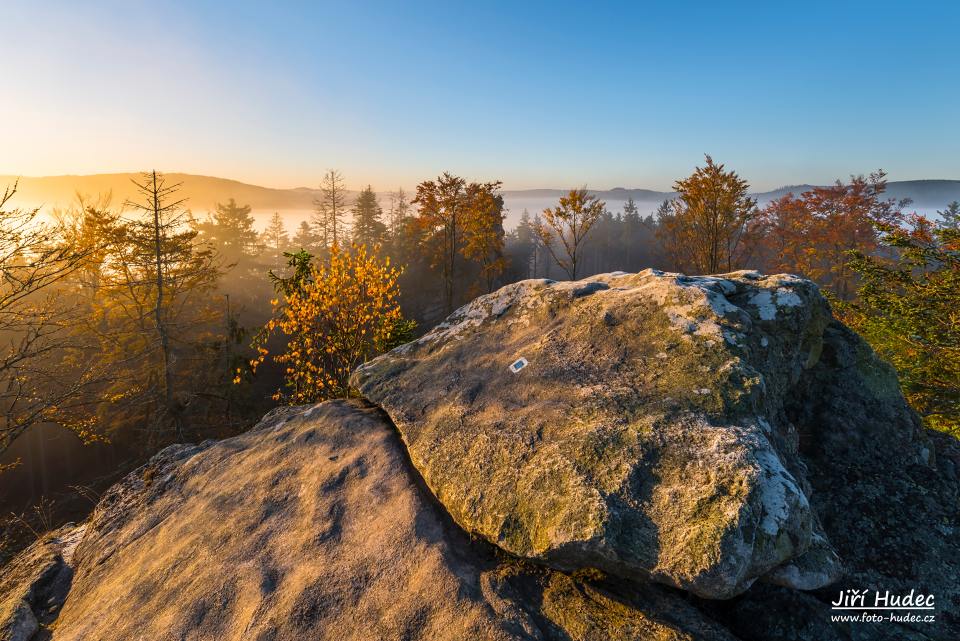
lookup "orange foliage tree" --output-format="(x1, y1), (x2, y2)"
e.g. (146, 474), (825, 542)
(755, 171), (904, 300)
(250, 244), (414, 404)
(657, 156), (757, 274)
(462, 181), (507, 293)
(533, 188), (606, 280)
(413, 173), (505, 312)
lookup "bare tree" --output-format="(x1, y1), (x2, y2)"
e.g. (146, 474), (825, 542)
(0, 183), (99, 460)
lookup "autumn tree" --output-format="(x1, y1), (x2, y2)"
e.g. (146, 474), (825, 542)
(413, 173), (505, 312)
(351, 185), (387, 247)
(462, 181), (506, 293)
(415, 173), (465, 312)
(313, 169), (349, 248)
(755, 171), (904, 299)
(838, 216), (960, 436)
(657, 156), (757, 274)
(252, 244), (414, 403)
(533, 188), (605, 280)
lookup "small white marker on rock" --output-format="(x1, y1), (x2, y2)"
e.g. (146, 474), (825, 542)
(509, 357), (529, 373)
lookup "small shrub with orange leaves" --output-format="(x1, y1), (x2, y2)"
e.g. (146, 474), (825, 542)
(249, 243), (415, 404)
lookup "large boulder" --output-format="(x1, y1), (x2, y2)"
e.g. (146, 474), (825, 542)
(33, 401), (736, 641)
(351, 270), (928, 599)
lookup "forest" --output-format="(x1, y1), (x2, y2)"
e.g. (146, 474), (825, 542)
(1, 157), (958, 563)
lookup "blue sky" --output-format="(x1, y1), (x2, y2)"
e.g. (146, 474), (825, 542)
(2, 0), (957, 190)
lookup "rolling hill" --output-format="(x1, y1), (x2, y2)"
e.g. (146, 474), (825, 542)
(2, 173), (958, 231)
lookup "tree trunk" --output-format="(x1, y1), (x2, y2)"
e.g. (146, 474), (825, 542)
(151, 171), (182, 441)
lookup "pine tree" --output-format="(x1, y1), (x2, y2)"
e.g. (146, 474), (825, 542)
(312, 170), (348, 248)
(119, 171), (223, 442)
(840, 218), (960, 436)
(351, 185), (387, 247)
(514, 209), (535, 278)
(194, 198), (261, 276)
(387, 188), (411, 237)
(261, 212), (290, 271)
(292, 220), (321, 253)
(622, 197), (642, 269)
(532, 211), (547, 278)
(938, 201), (960, 230)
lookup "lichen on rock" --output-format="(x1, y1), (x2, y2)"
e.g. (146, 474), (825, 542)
(351, 270), (857, 598)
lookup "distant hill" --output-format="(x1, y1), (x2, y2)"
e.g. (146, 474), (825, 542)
(2, 173), (958, 230)
(0, 173), (325, 213)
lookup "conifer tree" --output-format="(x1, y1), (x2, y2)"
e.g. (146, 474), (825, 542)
(292, 220), (321, 254)
(194, 198), (261, 268)
(351, 185), (387, 248)
(938, 201), (960, 230)
(387, 188), (411, 237)
(840, 218), (960, 436)
(312, 170), (348, 248)
(261, 212), (290, 271)
(121, 172), (223, 440)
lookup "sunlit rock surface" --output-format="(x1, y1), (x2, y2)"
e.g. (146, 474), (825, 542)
(0, 524), (82, 641)
(353, 270), (852, 598)
(18, 401), (735, 641)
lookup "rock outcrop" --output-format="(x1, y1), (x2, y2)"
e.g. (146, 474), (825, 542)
(4, 401), (738, 641)
(352, 270), (855, 598)
(3, 270), (958, 641)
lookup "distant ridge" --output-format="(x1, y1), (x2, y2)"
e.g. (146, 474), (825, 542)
(2, 173), (957, 229)
(505, 179), (960, 208)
